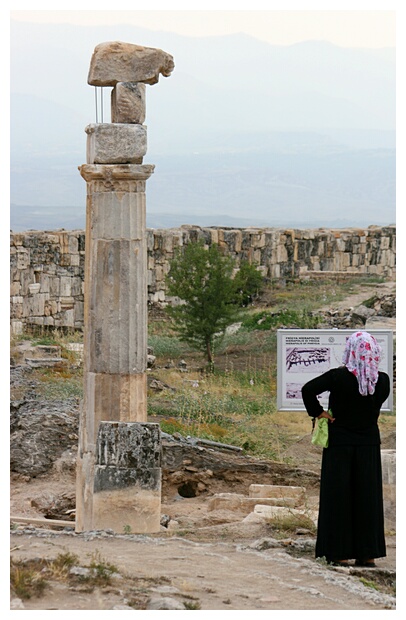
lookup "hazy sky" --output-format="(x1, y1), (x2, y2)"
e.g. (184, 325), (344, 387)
(9, 3), (396, 48)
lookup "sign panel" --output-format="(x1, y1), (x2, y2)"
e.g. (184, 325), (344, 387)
(277, 329), (393, 411)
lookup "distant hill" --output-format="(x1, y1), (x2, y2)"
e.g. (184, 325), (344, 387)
(10, 20), (396, 231)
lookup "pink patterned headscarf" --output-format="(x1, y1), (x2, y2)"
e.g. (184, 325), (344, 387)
(342, 331), (382, 396)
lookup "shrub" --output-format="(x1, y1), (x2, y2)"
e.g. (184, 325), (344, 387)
(242, 308), (319, 331)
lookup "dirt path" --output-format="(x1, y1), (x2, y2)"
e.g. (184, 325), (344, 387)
(10, 472), (396, 612)
(319, 280), (395, 312)
(10, 526), (395, 611)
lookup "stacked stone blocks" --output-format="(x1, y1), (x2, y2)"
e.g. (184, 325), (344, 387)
(10, 230), (85, 334)
(75, 41), (174, 534)
(10, 224), (396, 333)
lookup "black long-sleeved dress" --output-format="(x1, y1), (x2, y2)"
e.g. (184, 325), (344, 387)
(301, 366), (390, 562)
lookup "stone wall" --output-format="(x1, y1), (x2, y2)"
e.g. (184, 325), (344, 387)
(10, 225), (396, 334)
(10, 231), (86, 334)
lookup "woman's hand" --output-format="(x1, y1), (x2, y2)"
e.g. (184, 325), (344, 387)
(317, 410), (335, 422)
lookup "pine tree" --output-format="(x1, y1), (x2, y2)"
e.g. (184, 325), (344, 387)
(165, 241), (239, 365)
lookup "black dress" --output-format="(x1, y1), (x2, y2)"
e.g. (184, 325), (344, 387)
(301, 366), (390, 562)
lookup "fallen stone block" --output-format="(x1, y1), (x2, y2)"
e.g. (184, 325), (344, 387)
(207, 493), (299, 513)
(254, 505), (304, 518)
(25, 357), (65, 368)
(34, 345), (62, 357)
(207, 493), (244, 511)
(250, 504), (319, 526)
(249, 484), (306, 503)
(242, 511), (267, 524)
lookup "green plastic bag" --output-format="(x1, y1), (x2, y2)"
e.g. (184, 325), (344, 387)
(311, 416), (329, 448)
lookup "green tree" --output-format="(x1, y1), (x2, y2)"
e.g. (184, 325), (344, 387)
(166, 241), (239, 365)
(232, 260), (264, 306)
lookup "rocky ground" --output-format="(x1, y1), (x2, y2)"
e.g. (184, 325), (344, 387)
(10, 281), (397, 612)
(10, 524), (396, 611)
(10, 427), (397, 611)
(10, 450), (397, 612)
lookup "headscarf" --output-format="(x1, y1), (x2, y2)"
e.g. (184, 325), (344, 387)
(342, 331), (382, 396)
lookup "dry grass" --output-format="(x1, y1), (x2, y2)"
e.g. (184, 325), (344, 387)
(10, 551), (119, 601)
(273, 410), (315, 436)
(148, 365), (317, 460)
(146, 277), (395, 461)
(10, 559), (48, 600)
(265, 512), (317, 537)
(11, 277), (395, 462)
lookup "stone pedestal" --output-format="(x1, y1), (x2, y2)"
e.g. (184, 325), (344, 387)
(92, 422), (161, 533)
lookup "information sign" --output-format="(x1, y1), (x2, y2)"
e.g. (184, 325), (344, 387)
(277, 329), (393, 411)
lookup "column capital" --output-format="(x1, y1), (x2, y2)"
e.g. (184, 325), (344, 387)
(79, 163), (155, 192)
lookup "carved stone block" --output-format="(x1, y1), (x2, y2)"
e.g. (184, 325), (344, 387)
(112, 82), (146, 124)
(88, 41), (174, 86)
(86, 123), (147, 164)
(91, 422), (162, 533)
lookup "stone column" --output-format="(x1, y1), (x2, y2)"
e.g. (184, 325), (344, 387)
(75, 41), (174, 533)
(79, 163), (153, 424)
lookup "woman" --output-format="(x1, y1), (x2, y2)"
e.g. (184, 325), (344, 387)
(301, 331), (390, 567)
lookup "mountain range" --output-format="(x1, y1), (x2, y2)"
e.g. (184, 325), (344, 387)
(10, 20), (396, 231)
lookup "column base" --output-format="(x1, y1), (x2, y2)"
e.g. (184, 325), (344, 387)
(75, 421), (161, 534)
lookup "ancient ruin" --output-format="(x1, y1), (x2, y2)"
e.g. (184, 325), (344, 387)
(10, 225), (396, 334)
(75, 41), (174, 533)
